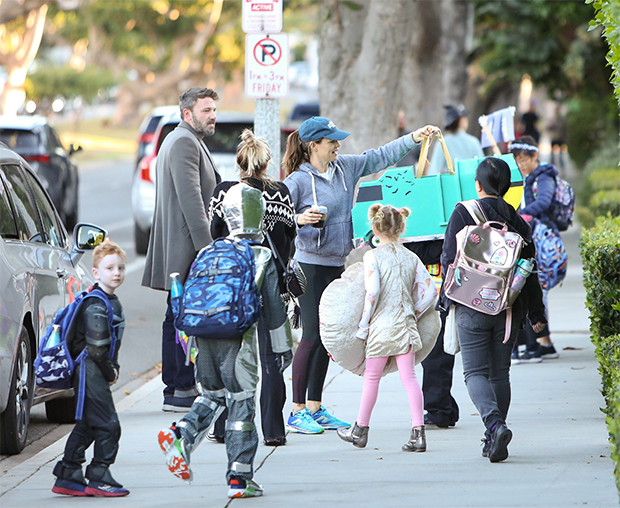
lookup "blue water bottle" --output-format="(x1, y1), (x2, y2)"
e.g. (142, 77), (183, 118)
(48, 324), (62, 348)
(511, 258), (535, 293)
(170, 272), (183, 317)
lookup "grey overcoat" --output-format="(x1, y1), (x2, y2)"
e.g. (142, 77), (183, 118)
(142, 120), (220, 291)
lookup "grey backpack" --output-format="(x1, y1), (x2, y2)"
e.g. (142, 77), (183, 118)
(444, 201), (524, 315)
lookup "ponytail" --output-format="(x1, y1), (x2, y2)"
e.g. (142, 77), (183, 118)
(282, 130), (311, 177)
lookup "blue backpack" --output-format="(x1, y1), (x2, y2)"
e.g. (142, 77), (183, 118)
(533, 174), (575, 232)
(173, 237), (261, 340)
(532, 220), (568, 291)
(34, 288), (116, 419)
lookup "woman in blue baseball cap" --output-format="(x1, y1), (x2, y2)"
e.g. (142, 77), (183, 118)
(282, 116), (440, 435)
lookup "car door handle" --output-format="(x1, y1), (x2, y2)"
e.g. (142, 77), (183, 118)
(56, 268), (68, 278)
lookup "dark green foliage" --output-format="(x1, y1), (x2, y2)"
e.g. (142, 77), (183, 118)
(580, 215), (620, 340)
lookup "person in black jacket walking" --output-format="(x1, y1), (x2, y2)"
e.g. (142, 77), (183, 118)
(440, 157), (547, 463)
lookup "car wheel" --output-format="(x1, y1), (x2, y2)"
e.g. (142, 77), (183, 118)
(45, 396), (77, 424)
(134, 223), (150, 256)
(367, 233), (380, 249)
(0, 330), (33, 455)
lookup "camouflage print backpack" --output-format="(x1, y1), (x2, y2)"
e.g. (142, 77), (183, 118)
(173, 237), (261, 340)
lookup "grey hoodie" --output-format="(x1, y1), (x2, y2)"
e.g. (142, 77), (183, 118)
(284, 135), (416, 266)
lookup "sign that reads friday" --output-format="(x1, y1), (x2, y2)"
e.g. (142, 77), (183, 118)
(245, 33), (289, 98)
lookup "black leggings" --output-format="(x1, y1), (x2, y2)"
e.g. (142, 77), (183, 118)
(292, 263), (344, 404)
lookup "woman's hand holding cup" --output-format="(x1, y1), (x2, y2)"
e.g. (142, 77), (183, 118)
(297, 206), (327, 228)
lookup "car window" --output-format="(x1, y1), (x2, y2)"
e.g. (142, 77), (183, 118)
(157, 122), (178, 152)
(47, 126), (64, 151)
(205, 122), (254, 154)
(24, 168), (66, 248)
(3, 164), (42, 242)
(0, 173), (18, 239)
(0, 129), (39, 150)
(145, 115), (163, 134)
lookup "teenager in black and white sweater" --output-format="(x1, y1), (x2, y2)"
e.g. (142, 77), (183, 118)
(208, 129), (296, 447)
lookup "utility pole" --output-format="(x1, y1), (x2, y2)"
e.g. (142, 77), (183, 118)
(243, 0), (288, 180)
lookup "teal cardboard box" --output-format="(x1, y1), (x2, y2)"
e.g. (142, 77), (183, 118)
(351, 154), (523, 246)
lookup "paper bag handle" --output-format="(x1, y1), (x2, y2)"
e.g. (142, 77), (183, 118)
(416, 131), (454, 178)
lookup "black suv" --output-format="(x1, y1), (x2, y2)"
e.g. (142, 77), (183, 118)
(0, 116), (81, 230)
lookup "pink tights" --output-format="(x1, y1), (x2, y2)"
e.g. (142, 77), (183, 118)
(357, 348), (424, 427)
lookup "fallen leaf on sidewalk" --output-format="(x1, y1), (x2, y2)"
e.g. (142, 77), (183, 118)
(124, 389), (131, 395)
(563, 346), (582, 350)
(571, 366), (586, 370)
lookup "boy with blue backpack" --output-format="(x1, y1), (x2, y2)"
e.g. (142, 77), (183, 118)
(157, 183), (293, 499)
(51, 241), (129, 497)
(509, 137), (573, 362)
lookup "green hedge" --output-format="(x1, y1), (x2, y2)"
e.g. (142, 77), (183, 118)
(581, 216), (620, 494)
(578, 166), (620, 229)
(607, 370), (620, 494)
(580, 215), (620, 339)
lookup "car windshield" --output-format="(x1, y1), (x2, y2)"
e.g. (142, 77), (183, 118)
(205, 122), (253, 153)
(157, 121), (253, 154)
(0, 129), (39, 150)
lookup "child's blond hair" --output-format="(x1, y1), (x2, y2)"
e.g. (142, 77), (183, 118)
(92, 240), (126, 269)
(368, 204), (410, 241)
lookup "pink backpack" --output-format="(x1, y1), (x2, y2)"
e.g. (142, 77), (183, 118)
(444, 201), (525, 315)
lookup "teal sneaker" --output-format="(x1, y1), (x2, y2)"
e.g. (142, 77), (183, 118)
(287, 408), (325, 434)
(311, 406), (351, 430)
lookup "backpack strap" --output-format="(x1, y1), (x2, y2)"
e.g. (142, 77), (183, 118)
(460, 199), (487, 225)
(264, 231), (287, 272)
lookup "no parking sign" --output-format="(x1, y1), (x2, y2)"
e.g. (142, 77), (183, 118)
(245, 33), (289, 98)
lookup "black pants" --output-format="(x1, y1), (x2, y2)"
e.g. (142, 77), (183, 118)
(292, 263), (344, 404)
(58, 359), (121, 473)
(162, 292), (196, 398)
(211, 316), (287, 441)
(421, 310), (459, 427)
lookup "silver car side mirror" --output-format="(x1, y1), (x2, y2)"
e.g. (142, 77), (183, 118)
(70, 223), (108, 265)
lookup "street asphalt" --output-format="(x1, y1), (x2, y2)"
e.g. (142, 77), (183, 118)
(1, 225), (617, 507)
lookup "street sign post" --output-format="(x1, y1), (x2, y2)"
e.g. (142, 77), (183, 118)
(245, 33), (289, 98)
(242, 0), (283, 33)
(242, 1), (286, 180)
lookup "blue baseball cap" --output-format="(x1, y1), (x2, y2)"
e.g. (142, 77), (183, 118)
(298, 116), (350, 143)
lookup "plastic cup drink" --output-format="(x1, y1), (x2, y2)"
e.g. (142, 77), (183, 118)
(311, 206), (328, 229)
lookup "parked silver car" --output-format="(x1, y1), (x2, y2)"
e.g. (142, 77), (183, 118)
(131, 110), (254, 254)
(0, 144), (106, 454)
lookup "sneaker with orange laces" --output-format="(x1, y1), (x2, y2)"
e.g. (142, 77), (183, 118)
(157, 424), (193, 482)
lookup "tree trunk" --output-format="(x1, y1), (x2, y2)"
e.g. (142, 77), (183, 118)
(319, 0), (472, 155)
(0, 5), (48, 116)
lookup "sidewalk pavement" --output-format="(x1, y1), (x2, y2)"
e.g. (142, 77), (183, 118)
(1, 226), (617, 507)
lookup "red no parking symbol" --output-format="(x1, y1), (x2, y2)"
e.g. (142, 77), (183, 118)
(253, 38), (282, 66)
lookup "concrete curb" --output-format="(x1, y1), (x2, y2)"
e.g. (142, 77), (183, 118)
(0, 374), (164, 497)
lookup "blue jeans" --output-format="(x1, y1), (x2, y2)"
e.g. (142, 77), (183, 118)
(162, 292), (196, 398)
(456, 305), (519, 432)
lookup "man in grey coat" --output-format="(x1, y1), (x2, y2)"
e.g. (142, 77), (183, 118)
(142, 87), (221, 412)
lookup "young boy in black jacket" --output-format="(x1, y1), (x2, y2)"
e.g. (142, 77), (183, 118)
(52, 241), (129, 497)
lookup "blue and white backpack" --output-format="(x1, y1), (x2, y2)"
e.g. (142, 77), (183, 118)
(532, 220), (568, 291)
(173, 237), (261, 340)
(34, 288), (116, 419)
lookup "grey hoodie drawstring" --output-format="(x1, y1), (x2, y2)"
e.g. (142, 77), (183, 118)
(310, 172), (321, 249)
(336, 163), (347, 192)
